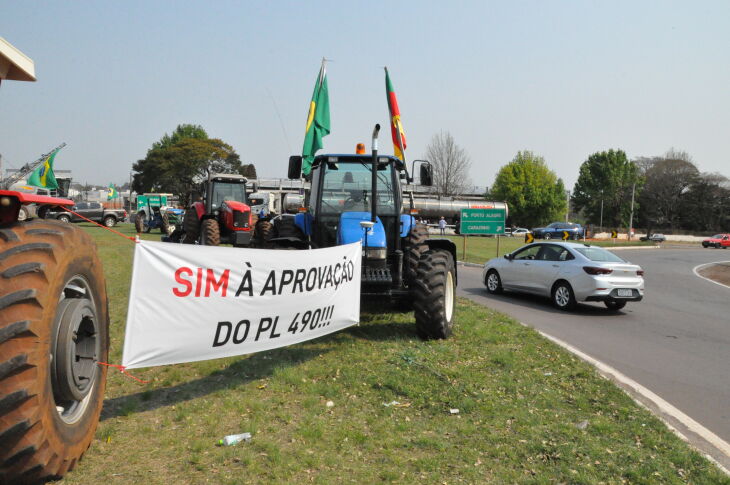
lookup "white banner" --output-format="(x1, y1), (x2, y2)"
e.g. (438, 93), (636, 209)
(122, 241), (361, 369)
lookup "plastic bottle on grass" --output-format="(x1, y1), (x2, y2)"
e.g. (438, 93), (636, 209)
(218, 432), (251, 446)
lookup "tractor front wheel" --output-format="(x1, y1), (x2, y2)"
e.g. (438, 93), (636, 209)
(412, 250), (456, 339)
(201, 219), (221, 246)
(0, 220), (109, 483)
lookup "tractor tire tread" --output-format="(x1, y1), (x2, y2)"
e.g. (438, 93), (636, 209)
(412, 250), (455, 339)
(202, 219), (221, 246)
(404, 223), (429, 282)
(0, 220), (109, 483)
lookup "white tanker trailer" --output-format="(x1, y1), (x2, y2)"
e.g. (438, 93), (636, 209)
(409, 198), (508, 225)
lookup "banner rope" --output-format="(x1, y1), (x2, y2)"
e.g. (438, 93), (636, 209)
(97, 362), (151, 384)
(55, 205), (137, 242)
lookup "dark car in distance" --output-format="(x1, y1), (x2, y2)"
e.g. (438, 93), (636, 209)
(46, 201), (127, 227)
(531, 222), (584, 240)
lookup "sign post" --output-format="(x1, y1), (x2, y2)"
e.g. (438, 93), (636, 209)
(460, 208), (507, 257)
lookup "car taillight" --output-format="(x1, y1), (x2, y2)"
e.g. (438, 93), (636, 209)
(637, 270), (645, 276)
(583, 266), (613, 275)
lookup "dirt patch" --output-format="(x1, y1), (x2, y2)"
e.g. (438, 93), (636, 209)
(698, 262), (730, 286)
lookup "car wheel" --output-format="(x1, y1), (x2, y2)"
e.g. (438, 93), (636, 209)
(552, 281), (576, 311)
(702, 242), (708, 248)
(17, 206), (30, 221)
(544, 233), (552, 240)
(485, 269), (503, 294)
(605, 300), (627, 311)
(58, 214), (71, 223)
(103, 215), (116, 227)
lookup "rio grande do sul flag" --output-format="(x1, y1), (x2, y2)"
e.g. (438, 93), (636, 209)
(301, 60), (330, 176)
(385, 67), (407, 161)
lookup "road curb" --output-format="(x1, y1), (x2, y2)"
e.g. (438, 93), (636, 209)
(693, 261), (730, 290)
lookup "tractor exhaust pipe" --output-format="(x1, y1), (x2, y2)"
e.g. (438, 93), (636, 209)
(371, 124), (380, 223)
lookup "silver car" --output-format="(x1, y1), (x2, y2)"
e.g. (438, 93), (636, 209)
(482, 242), (644, 311)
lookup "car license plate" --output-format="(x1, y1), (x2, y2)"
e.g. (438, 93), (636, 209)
(617, 289), (633, 297)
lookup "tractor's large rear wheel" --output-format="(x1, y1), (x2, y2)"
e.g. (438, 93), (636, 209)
(412, 250), (456, 339)
(201, 219), (221, 246)
(182, 208), (200, 244)
(404, 223), (429, 282)
(0, 220), (109, 483)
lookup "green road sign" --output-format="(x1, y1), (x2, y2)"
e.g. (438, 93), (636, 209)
(459, 208), (506, 235)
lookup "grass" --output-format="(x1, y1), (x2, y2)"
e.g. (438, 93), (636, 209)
(59, 222), (728, 484)
(444, 235), (657, 265)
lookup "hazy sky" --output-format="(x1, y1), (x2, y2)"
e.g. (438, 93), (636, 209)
(1, 1), (728, 191)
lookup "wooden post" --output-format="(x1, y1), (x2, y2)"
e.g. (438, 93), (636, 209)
(462, 234), (467, 261)
(496, 234), (500, 258)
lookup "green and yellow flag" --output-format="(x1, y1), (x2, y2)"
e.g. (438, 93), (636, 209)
(107, 183), (118, 200)
(27, 149), (60, 189)
(301, 60), (330, 176)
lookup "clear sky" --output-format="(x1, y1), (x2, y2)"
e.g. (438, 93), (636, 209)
(1, 1), (728, 191)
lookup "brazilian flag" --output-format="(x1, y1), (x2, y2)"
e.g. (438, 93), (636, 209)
(107, 183), (118, 200)
(27, 149), (59, 190)
(301, 61), (330, 176)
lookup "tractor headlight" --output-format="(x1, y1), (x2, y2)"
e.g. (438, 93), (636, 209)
(365, 248), (387, 260)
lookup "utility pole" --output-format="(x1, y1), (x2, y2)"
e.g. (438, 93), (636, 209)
(628, 183), (636, 241)
(599, 190), (604, 233)
(565, 190), (570, 222)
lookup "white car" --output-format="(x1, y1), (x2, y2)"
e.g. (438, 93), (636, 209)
(510, 228), (531, 237)
(482, 242), (644, 311)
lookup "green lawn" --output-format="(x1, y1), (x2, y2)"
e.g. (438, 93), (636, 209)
(58, 223), (727, 484)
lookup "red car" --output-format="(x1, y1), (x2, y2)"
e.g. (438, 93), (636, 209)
(702, 233), (730, 248)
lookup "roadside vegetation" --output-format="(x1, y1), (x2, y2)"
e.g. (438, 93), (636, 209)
(62, 223), (728, 484)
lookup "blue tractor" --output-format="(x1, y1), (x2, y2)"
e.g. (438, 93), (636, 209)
(269, 125), (458, 339)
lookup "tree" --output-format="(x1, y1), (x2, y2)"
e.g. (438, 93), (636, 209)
(490, 151), (567, 228)
(572, 149), (642, 229)
(679, 172), (730, 232)
(637, 149), (699, 230)
(132, 124), (254, 206)
(424, 131), (472, 196)
(151, 124), (208, 151)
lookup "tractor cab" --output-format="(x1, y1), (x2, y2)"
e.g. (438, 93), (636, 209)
(304, 155), (403, 254)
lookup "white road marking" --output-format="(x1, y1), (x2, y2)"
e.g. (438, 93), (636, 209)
(692, 261), (730, 290)
(529, 326), (730, 474)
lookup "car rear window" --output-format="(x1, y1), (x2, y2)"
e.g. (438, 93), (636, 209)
(574, 247), (625, 263)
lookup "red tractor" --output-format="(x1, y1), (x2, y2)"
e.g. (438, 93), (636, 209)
(1, 39), (110, 483)
(181, 173), (256, 247)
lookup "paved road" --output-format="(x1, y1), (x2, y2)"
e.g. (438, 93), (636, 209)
(457, 248), (730, 454)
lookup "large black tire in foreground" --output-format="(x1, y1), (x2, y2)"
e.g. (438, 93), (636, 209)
(404, 223), (429, 282)
(201, 219), (221, 246)
(182, 208), (200, 244)
(412, 249), (456, 339)
(0, 220), (109, 483)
